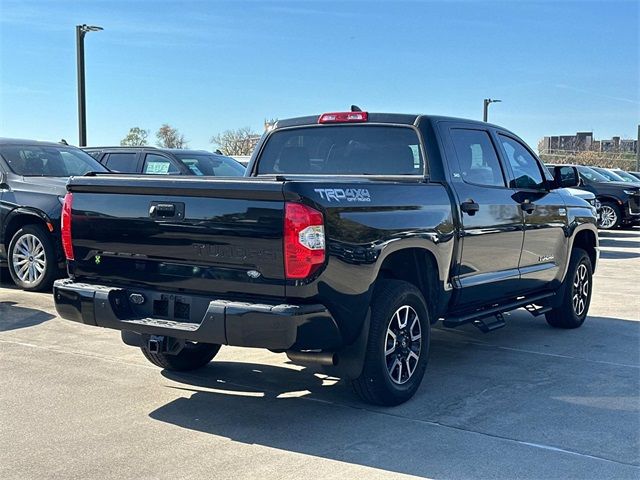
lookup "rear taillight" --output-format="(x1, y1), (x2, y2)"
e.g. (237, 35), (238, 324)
(61, 193), (74, 261)
(284, 202), (325, 279)
(318, 111), (368, 124)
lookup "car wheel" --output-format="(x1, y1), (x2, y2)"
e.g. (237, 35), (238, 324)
(8, 224), (57, 291)
(598, 202), (621, 229)
(140, 342), (221, 371)
(545, 248), (592, 329)
(352, 279), (430, 406)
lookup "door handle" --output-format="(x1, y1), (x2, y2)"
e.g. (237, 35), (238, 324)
(520, 199), (535, 214)
(149, 202), (184, 220)
(460, 199), (480, 216)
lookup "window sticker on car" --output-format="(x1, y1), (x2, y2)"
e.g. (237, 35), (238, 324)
(314, 188), (371, 202)
(146, 162), (171, 174)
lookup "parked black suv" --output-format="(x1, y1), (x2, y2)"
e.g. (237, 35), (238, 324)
(0, 138), (108, 290)
(548, 164), (640, 229)
(84, 147), (245, 177)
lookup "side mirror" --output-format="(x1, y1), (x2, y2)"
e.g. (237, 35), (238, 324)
(552, 166), (580, 189)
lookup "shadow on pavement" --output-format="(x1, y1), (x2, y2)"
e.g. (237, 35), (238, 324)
(0, 301), (55, 332)
(149, 312), (639, 477)
(600, 250), (640, 260)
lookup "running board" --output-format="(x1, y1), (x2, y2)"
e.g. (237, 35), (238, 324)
(443, 292), (555, 331)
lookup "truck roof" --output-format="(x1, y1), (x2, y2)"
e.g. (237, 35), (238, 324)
(275, 113), (502, 130)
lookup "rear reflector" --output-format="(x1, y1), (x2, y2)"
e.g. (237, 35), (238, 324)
(318, 111), (368, 124)
(61, 193), (74, 261)
(284, 203), (325, 279)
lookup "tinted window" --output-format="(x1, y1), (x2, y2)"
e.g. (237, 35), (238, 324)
(499, 135), (545, 189)
(173, 153), (245, 176)
(451, 129), (505, 187)
(577, 166), (608, 182)
(143, 154), (180, 174)
(592, 167), (625, 182)
(257, 125), (423, 175)
(0, 145), (106, 177)
(105, 152), (138, 173)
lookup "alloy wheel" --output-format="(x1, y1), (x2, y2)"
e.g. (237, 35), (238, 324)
(599, 205), (617, 229)
(572, 263), (589, 317)
(385, 305), (422, 385)
(12, 234), (47, 285)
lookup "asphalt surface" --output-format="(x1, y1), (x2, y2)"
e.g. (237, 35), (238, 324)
(1, 229), (639, 479)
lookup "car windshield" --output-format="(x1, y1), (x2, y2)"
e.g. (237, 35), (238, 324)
(173, 153), (245, 176)
(257, 125), (423, 175)
(611, 170), (638, 183)
(592, 167), (625, 182)
(577, 166), (609, 182)
(0, 144), (107, 177)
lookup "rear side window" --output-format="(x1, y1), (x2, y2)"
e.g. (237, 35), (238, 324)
(257, 125), (423, 175)
(450, 129), (505, 187)
(498, 135), (545, 189)
(105, 152), (138, 173)
(173, 153), (245, 176)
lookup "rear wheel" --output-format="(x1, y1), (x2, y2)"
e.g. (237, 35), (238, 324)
(546, 248), (592, 329)
(352, 280), (430, 406)
(8, 224), (57, 291)
(140, 342), (221, 371)
(598, 202), (621, 230)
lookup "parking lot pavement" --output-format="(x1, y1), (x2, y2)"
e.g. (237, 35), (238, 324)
(1, 230), (638, 480)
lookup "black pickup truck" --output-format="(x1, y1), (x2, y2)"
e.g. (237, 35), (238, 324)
(54, 111), (598, 406)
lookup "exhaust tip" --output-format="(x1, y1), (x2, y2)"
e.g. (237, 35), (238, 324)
(286, 350), (338, 367)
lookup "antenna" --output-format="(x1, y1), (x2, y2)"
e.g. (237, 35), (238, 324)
(350, 105), (362, 112)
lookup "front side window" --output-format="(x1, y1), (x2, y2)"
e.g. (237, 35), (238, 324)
(143, 154), (180, 175)
(0, 145), (106, 177)
(499, 135), (545, 189)
(450, 129), (505, 187)
(577, 166), (608, 182)
(257, 125), (423, 175)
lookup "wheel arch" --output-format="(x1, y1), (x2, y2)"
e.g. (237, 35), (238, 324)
(375, 247), (444, 323)
(3, 208), (55, 250)
(571, 228), (598, 272)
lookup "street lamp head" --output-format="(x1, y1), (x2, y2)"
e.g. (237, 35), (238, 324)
(78, 24), (103, 33)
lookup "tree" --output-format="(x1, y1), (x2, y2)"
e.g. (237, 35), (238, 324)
(156, 124), (188, 148)
(120, 127), (149, 146)
(210, 127), (260, 156)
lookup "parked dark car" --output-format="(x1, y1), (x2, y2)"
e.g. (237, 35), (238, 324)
(629, 171), (640, 181)
(547, 164), (640, 229)
(55, 111), (598, 406)
(0, 138), (109, 290)
(591, 166), (640, 186)
(84, 147), (245, 177)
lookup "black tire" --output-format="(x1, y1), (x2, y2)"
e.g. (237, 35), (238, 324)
(352, 280), (430, 406)
(140, 342), (220, 371)
(598, 201), (621, 230)
(545, 248), (592, 329)
(7, 224), (57, 292)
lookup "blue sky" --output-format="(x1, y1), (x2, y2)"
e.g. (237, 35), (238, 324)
(1, 0), (638, 150)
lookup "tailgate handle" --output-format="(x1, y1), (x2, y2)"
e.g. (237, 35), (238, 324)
(149, 202), (184, 219)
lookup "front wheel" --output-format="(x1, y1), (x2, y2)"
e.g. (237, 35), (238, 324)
(352, 280), (430, 406)
(8, 224), (57, 291)
(598, 202), (621, 230)
(546, 248), (593, 329)
(140, 342), (221, 371)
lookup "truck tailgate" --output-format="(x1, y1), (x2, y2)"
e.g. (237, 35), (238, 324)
(67, 176), (286, 297)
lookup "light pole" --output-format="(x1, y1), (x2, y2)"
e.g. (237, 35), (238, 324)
(483, 98), (501, 122)
(76, 24), (103, 146)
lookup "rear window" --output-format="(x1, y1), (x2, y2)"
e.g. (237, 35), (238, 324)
(257, 125), (423, 175)
(173, 153), (245, 176)
(0, 145), (107, 177)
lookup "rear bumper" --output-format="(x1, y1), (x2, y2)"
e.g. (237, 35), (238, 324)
(53, 279), (342, 350)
